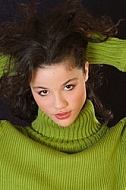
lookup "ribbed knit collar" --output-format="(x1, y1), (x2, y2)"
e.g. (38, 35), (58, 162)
(28, 100), (107, 153)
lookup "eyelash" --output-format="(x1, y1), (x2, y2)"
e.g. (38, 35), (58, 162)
(38, 90), (49, 96)
(38, 84), (75, 96)
(64, 84), (75, 91)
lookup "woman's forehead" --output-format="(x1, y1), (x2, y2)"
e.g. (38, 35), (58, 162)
(38, 58), (77, 71)
(31, 62), (83, 83)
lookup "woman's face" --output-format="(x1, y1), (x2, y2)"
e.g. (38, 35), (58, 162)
(30, 60), (89, 127)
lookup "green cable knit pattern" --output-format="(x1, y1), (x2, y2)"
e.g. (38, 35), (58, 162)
(0, 100), (126, 189)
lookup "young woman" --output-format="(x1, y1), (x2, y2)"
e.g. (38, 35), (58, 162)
(0, 1), (126, 189)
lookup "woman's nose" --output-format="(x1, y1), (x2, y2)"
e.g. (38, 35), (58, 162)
(53, 93), (68, 109)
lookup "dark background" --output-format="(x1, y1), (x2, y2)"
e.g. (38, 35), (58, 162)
(0, 0), (126, 126)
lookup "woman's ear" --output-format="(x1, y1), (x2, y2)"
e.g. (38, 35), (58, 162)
(84, 61), (89, 82)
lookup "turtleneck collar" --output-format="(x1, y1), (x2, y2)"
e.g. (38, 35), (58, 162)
(27, 100), (107, 153)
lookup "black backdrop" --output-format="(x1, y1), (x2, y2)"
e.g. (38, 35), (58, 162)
(0, 0), (126, 126)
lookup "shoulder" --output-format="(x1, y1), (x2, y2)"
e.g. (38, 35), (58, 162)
(116, 117), (126, 131)
(0, 119), (28, 137)
(0, 120), (13, 138)
(0, 119), (12, 128)
(120, 117), (126, 143)
(112, 117), (126, 143)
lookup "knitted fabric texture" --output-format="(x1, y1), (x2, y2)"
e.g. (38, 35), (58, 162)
(0, 100), (126, 189)
(86, 37), (126, 72)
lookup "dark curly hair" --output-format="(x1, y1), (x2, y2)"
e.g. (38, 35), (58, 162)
(0, 0), (117, 124)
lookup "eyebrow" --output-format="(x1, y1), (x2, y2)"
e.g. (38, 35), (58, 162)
(32, 77), (78, 89)
(62, 77), (78, 86)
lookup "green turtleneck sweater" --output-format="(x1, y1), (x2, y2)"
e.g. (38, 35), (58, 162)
(0, 37), (126, 189)
(0, 100), (126, 190)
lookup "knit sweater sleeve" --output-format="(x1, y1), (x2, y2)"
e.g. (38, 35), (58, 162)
(0, 56), (8, 77)
(86, 37), (126, 72)
(0, 37), (126, 75)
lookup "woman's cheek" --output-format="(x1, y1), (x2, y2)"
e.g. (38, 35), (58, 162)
(74, 89), (86, 102)
(38, 98), (52, 112)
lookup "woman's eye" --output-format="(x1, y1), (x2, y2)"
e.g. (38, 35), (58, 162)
(64, 84), (75, 91)
(39, 90), (49, 96)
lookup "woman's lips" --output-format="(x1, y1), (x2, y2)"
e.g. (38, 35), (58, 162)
(55, 111), (71, 120)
